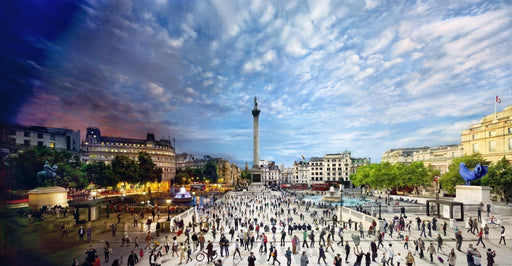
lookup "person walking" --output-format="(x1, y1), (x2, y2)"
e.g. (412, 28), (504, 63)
(436, 234), (443, 252)
(447, 248), (456, 266)
(499, 226), (506, 245)
(345, 241), (351, 263)
(456, 231), (463, 251)
(370, 240), (378, 262)
(317, 245), (327, 264)
(61, 223), (69, 238)
(386, 244), (395, 266)
(103, 242), (111, 263)
(326, 235), (335, 252)
(476, 228), (486, 248)
(302, 231), (309, 248)
(272, 247), (281, 265)
(403, 235), (409, 250)
(233, 238), (242, 260)
(427, 243), (436, 263)
(484, 224), (489, 240)
(285, 247), (292, 266)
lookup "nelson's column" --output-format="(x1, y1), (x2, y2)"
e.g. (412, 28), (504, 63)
(251, 96), (262, 186)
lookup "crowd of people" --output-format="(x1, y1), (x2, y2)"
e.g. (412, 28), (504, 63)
(73, 189), (507, 266)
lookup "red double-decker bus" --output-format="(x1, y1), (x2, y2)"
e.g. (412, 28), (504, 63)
(190, 182), (206, 191)
(292, 183), (308, 190)
(312, 183), (330, 191)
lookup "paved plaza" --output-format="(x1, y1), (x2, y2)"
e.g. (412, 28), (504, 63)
(9, 190), (512, 266)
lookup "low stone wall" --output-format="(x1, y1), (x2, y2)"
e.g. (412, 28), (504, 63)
(339, 206), (385, 231)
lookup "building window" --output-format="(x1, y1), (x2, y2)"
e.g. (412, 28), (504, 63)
(472, 134), (478, 140)
(50, 135), (56, 140)
(37, 141), (43, 147)
(49, 142), (55, 148)
(8, 138), (16, 145)
(489, 131), (496, 137)
(24, 140), (30, 146)
(509, 138), (512, 150)
(37, 133), (43, 139)
(489, 141), (496, 152)
(473, 143), (479, 153)
(24, 132), (30, 137)
(8, 129), (16, 135)
(509, 128), (512, 134)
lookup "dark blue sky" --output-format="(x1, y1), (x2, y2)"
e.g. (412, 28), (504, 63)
(1, 0), (511, 167)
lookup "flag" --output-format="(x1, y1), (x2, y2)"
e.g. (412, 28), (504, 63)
(496, 95), (501, 104)
(301, 155), (305, 161)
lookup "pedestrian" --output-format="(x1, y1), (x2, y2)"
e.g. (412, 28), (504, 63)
(87, 225), (92, 243)
(436, 234), (443, 251)
(476, 228), (486, 248)
(61, 223), (69, 238)
(334, 253), (342, 266)
(486, 248), (495, 266)
(456, 230), (463, 251)
(317, 245), (327, 264)
(248, 251), (257, 266)
(447, 248), (456, 266)
(71, 257), (79, 266)
(104, 242), (111, 263)
(427, 243), (436, 263)
(484, 224), (489, 240)
(78, 225), (85, 244)
(300, 251), (309, 266)
(405, 252), (415, 266)
(353, 246), (364, 266)
(499, 226), (506, 245)
(272, 247), (281, 265)
(370, 239), (378, 262)
(326, 235), (334, 252)
(285, 247), (292, 266)
(345, 241), (351, 263)
(395, 252), (402, 266)
(386, 244), (394, 266)
(403, 235), (409, 250)
(233, 238), (242, 259)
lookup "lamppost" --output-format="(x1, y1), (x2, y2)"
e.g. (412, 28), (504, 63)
(192, 192), (196, 207)
(339, 184), (343, 225)
(166, 199), (171, 221)
(142, 191), (146, 206)
(378, 198), (382, 220)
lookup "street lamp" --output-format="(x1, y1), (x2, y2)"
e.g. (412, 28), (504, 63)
(378, 197), (382, 220)
(339, 184), (343, 225)
(192, 192), (196, 207)
(142, 191), (146, 206)
(166, 199), (171, 221)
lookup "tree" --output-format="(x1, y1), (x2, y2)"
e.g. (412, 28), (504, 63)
(439, 153), (489, 194)
(4, 146), (85, 190)
(111, 155), (139, 189)
(485, 156), (512, 202)
(203, 161), (218, 183)
(83, 161), (116, 188)
(138, 152), (162, 183)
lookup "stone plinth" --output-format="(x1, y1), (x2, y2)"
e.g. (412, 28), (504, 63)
(455, 185), (491, 205)
(28, 186), (68, 209)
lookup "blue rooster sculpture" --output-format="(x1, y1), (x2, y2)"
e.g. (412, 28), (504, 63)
(459, 163), (488, 185)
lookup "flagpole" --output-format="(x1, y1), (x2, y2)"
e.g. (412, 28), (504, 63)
(495, 96), (497, 122)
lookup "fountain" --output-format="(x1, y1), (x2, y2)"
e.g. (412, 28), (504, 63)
(322, 186), (341, 203)
(173, 187), (193, 203)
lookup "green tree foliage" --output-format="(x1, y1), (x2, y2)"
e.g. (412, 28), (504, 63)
(439, 153), (488, 194)
(138, 152), (162, 183)
(83, 161), (116, 188)
(111, 155), (139, 188)
(174, 171), (190, 185)
(5, 146), (85, 190)
(241, 170), (251, 180)
(350, 161), (434, 193)
(485, 156), (512, 201)
(203, 161), (218, 183)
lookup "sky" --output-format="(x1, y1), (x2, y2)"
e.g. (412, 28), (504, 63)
(1, 0), (512, 168)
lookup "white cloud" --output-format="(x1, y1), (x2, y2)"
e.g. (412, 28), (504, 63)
(362, 30), (395, 56)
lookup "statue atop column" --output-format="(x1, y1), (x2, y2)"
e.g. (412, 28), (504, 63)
(252, 96), (260, 116)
